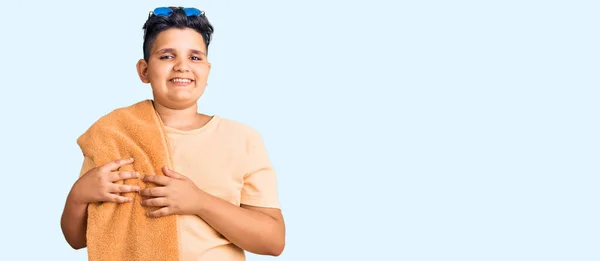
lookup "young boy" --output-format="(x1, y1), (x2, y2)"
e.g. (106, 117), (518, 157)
(60, 7), (285, 260)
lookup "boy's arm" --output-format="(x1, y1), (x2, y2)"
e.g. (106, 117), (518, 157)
(195, 131), (284, 256)
(61, 189), (89, 249)
(60, 157), (95, 249)
(192, 192), (285, 256)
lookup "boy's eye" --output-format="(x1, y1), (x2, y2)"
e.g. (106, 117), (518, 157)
(159, 55), (174, 60)
(190, 56), (202, 61)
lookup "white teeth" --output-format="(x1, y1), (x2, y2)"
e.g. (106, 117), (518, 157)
(171, 78), (192, 83)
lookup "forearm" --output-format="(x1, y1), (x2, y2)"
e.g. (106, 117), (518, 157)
(194, 190), (284, 256)
(60, 187), (88, 249)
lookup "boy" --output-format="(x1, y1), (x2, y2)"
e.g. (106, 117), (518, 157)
(60, 7), (285, 261)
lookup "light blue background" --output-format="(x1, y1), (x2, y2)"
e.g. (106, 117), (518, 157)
(0, 0), (598, 260)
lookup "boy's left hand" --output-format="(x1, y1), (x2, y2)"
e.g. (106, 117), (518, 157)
(140, 166), (202, 218)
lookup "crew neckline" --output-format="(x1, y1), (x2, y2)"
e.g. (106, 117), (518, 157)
(163, 115), (220, 135)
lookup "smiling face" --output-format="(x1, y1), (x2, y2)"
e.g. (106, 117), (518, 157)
(136, 28), (211, 110)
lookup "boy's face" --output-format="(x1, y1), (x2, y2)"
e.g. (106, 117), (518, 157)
(136, 28), (211, 109)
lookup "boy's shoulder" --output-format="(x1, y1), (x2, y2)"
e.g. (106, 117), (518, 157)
(209, 116), (269, 153)
(84, 100), (153, 128)
(213, 115), (263, 139)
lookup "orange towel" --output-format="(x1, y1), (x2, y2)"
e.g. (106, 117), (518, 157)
(77, 99), (179, 261)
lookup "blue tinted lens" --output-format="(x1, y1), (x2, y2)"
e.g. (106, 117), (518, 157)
(153, 7), (173, 16)
(183, 8), (202, 16)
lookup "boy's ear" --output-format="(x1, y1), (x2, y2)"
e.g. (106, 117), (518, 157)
(136, 59), (150, 83)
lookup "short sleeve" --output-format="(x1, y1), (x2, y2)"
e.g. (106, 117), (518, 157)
(240, 131), (280, 209)
(79, 156), (96, 177)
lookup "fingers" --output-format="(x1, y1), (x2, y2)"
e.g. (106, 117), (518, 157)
(162, 166), (185, 180)
(109, 184), (141, 193)
(107, 194), (134, 203)
(100, 157), (135, 172)
(108, 171), (140, 182)
(143, 175), (171, 186)
(139, 187), (167, 197)
(146, 207), (171, 218)
(141, 197), (169, 207)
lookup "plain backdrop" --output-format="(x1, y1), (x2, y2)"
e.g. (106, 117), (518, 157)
(0, 0), (598, 260)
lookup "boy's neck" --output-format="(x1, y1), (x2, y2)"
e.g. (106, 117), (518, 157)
(153, 101), (211, 131)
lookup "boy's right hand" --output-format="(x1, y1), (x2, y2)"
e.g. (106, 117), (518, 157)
(72, 158), (141, 205)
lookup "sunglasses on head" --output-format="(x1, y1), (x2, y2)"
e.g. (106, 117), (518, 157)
(149, 7), (204, 17)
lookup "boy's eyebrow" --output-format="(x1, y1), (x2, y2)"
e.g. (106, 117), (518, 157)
(190, 49), (207, 56)
(156, 48), (175, 54)
(156, 48), (206, 56)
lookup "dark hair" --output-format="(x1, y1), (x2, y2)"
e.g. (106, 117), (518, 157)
(142, 7), (214, 61)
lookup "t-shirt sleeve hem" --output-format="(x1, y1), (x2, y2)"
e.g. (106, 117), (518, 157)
(240, 196), (280, 209)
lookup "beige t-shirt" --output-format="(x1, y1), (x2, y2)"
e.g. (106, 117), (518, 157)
(79, 115), (280, 260)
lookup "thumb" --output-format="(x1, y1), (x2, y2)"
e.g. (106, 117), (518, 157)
(163, 166), (185, 179)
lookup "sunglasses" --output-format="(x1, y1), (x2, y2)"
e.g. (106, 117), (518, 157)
(149, 7), (204, 17)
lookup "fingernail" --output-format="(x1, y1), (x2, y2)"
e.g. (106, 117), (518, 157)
(134, 172), (140, 177)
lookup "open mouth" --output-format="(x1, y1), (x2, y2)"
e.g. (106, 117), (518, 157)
(169, 78), (194, 84)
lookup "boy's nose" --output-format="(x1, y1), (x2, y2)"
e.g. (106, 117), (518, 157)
(173, 59), (190, 72)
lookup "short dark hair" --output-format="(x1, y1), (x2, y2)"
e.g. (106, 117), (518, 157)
(142, 7), (214, 61)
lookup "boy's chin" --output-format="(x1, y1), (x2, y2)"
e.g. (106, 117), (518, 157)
(153, 95), (199, 110)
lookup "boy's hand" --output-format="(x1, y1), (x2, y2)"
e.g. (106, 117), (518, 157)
(140, 166), (202, 218)
(73, 158), (141, 205)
